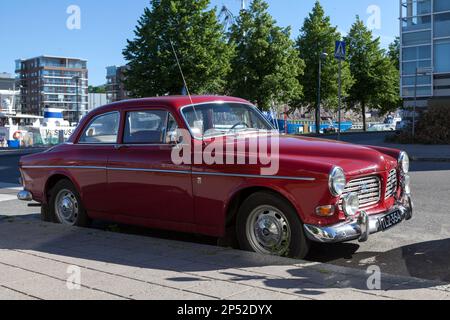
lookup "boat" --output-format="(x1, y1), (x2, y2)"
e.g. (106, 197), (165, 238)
(0, 108), (76, 148)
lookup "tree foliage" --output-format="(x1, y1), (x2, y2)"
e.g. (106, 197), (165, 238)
(227, 0), (304, 110)
(344, 17), (400, 129)
(296, 1), (353, 110)
(123, 0), (233, 97)
(388, 36), (400, 70)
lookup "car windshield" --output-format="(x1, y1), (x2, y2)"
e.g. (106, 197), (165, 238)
(182, 103), (274, 139)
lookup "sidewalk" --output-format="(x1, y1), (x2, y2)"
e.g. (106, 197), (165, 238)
(0, 218), (449, 300)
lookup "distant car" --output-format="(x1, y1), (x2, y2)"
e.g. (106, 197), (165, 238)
(17, 96), (413, 259)
(396, 120), (412, 131)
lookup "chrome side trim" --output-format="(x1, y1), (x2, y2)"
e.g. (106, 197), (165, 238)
(22, 166), (107, 170)
(108, 167), (191, 175)
(21, 165), (315, 181)
(193, 171), (316, 181)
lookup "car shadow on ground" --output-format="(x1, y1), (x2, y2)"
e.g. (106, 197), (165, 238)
(0, 217), (448, 298)
(308, 239), (450, 283)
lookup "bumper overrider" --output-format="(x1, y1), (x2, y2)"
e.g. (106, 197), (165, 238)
(304, 195), (414, 243)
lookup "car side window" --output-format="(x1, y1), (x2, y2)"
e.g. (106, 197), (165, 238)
(124, 110), (178, 145)
(79, 112), (119, 144)
(165, 113), (179, 144)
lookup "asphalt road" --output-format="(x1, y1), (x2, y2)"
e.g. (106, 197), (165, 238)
(1, 152), (449, 283)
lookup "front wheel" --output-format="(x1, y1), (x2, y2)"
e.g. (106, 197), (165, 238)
(236, 192), (310, 259)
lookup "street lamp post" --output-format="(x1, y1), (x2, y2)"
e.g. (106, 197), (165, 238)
(316, 52), (328, 134)
(413, 67), (432, 139)
(72, 75), (81, 124)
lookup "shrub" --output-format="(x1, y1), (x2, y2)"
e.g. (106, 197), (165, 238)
(415, 104), (450, 144)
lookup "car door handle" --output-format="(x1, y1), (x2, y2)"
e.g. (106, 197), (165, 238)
(114, 145), (128, 150)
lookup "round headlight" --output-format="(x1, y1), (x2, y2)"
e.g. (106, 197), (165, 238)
(399, 152), (410, 174)
(329, 167), (346, 196)
(342, 192), (360, 217)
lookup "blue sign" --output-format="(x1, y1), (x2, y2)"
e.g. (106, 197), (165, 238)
(335, 41), (346, 60)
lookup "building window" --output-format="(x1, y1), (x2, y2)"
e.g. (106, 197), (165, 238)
(402, 15), (431, 32)
(434, 0), (450, 13)
(402, 86), (432, 97)
(402, 60), (432, 75)
(402, 45), (431, 60)
(434, 13), (450, 38)
(403, 31), (431, 46)
(434, 40), (450, 73)
(402, 75), (432, 86)
(402, 0), (432, 17)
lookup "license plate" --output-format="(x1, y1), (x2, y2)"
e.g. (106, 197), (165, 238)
(379, 210), (403, 231)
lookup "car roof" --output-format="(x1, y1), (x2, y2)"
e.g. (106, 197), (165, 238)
(94, 95), (251, 114)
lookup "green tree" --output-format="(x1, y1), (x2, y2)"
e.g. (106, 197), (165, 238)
(88, 85), (106, 94)
(388, 36), (400, 70)
(296, 1), (352, 111)
(227, 0), (304, 110)
(344, 17), (400, 130)
(123, 0), (233, 97)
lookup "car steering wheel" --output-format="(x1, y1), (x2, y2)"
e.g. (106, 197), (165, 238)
(229, 122), (250, 132)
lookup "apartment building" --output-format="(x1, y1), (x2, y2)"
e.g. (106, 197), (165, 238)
(106, 65), (129, 103)
(15, 56), (88, 123)
(400, 0), (450, 108)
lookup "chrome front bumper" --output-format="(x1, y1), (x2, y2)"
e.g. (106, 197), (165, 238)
(17, 190), (33, 202)
(304, 195), (414, 243)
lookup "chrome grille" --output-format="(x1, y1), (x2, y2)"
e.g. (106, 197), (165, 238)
(339, 176), (381, 210)
(385, 169), (398, 199)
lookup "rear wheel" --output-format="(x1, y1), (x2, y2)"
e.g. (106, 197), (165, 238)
(45, 180), (90, 227)
(236, 192), (310, 259)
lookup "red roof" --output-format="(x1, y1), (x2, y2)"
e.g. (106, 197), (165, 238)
(97, 95), (250, 113)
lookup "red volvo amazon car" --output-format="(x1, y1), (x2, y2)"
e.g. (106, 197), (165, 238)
(18, 96), (413, 258)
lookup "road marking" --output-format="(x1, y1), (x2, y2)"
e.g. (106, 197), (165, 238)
(0, 194), (17, 202)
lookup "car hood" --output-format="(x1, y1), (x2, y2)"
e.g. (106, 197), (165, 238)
(275, 135), (397, 176)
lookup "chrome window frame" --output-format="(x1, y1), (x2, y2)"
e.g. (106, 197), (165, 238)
(179, 101), (275, 141)
(77, 111), (121, 145)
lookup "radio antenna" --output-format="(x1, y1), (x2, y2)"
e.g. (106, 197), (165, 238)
(169, 40), (200, 123)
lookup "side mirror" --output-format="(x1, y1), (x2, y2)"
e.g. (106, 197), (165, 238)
(168, 131), (183, 145)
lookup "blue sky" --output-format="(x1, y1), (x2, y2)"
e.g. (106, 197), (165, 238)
(0, 0), (399, 86)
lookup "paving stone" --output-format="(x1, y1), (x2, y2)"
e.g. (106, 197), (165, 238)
(132, 287), (215, 300)
(381, 285), (450, 300)
(5, 274), (115, 300)
(0, 286), (38, 300)
(81, 269), (165, 299)
(225, 288), (307, 300)
(0, 264), (41, 285)
(187, 280), (252, 299)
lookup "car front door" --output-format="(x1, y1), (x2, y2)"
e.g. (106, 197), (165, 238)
(107, 108), (194, 225)
(72, 111), (120, 214)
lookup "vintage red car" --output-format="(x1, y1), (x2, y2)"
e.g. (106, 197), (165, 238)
(18, 96), (413, 258)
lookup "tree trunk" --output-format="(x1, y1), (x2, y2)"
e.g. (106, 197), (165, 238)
(362, 102), (367, 132)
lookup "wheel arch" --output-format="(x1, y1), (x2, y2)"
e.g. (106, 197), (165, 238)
(44, 172), (81, 205)
(224, 185), (303, 230)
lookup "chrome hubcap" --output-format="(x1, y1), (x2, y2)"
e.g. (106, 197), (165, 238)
(246, 205), (291, 256)
(55, 189), (79, 225)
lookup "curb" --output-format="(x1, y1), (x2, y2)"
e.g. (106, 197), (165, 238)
(0, 148), (48, 156)
(411, 157), (450, 162)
